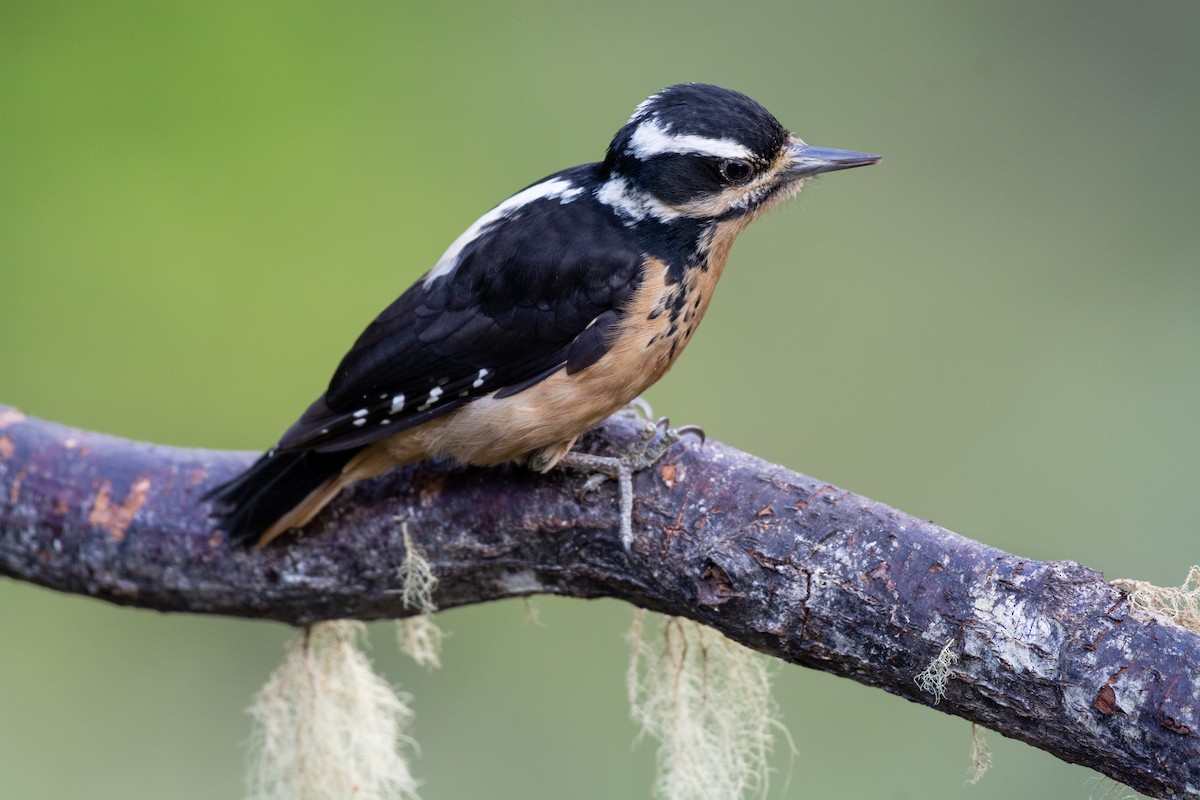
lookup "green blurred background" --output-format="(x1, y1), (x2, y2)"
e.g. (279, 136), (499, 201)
(2, 2), (1198, 798)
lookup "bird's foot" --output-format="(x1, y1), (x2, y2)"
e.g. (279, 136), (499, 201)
(560, 417), (700, 547)
(620, 396), (706, 444)
(559, 450), (638, 546)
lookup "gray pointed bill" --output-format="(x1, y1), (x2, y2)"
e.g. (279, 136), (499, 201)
(785, 140), (882, 178)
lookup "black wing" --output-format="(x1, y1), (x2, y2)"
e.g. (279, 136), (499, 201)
(276, 166), (643, 455)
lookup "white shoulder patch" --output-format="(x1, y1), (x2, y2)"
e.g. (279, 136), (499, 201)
(423, 178), (583, 286)
(628, 117), (752, 161)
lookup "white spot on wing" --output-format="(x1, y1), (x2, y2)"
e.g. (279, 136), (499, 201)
(353, 408), (369, 418)
(390, 394), (406, 414)
(628, 117), (752, 161)
(472, 368), (490, 389)
(353, 418), (366, 427)
(423, 178), (583, 286)
(417, 385), (443, 412)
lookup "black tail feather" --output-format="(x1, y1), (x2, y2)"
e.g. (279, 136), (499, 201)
(204, 448), (357, 545)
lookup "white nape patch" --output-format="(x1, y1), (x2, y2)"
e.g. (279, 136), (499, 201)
(628, 117), (752, 161)
(472, 368), (490, 389)
(423, 178), (583, 286)
(353, 408), (369, 418)
(596, 175), (681, 223)
(390, 394), (406, 414)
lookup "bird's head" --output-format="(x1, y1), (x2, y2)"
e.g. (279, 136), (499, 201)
(599, 83), (879, 225)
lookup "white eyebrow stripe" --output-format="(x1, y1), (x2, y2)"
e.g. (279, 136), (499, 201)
(628, 117), (752, 161)
(423, 178), (583, 286)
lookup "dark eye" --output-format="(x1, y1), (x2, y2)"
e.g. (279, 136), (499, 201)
(718, 158), (754, 184)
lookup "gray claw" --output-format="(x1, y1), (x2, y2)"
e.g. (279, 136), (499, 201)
(626, 397), (655, 420)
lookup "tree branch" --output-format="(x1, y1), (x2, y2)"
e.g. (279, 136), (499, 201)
(1, 403), (1196, 798)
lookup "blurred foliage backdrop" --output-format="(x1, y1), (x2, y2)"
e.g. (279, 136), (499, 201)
(2, 2), (1198, 799)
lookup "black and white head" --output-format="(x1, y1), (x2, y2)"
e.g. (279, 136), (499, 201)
(598, 83), (879, 225)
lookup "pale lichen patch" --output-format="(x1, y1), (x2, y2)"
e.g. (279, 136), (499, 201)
(396, 617), (444, 672)
(498, 569), (542, 594)
(394, 523), (444, 670)
(967, 722), (992, 784)
(626, 610), (791, 800)
(398, 522), (437, 615)
(1112, 566), (1200, 634)
(915, 640), (958, 703)
(967, 589), (1064, 675)
(247, 621), (421, 800)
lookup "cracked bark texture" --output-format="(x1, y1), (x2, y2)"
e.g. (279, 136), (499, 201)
(1, 403), (1197, 798)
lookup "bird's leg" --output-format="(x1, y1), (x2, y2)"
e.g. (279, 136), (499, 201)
(559, 418), (687, 547)
(559, 451), (636, 545)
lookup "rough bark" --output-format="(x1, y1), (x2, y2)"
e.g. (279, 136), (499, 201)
(1, 403), (1197, 798)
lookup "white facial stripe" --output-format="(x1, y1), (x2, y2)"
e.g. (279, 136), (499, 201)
(628, 117), (753, 161)
(423, 178), (583, 286)
(595, 176), (682, 224)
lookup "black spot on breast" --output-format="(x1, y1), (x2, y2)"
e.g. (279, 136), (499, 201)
(669, 289), (689, 322)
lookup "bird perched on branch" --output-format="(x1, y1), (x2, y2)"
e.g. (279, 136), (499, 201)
(206, 83), (880, 547)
